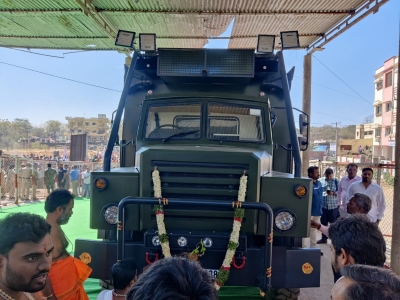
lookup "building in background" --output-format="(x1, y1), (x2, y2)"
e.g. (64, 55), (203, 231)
(372, 56), (398, 162)
(65, 114), (110, 143)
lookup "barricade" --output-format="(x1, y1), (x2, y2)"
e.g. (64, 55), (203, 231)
(0, 155), (120, 203)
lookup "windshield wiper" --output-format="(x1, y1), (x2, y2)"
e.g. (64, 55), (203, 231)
(162, 130), (200, 143)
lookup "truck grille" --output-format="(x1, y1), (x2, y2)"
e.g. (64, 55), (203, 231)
(151, 160), (249, 204)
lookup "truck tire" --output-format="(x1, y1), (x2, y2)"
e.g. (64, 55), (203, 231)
(264, 288), (300, 300)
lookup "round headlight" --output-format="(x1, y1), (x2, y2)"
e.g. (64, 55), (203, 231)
(152, 236), (160, 246)
(294, 184), (307, 198)
(275, 210), (296, 232)
(203, 237), (213, 248)
(94, 177), (108, 191)
(177, 236), (188, 247)
(104, 205), (118, 225)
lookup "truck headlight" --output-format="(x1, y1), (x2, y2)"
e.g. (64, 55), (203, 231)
(294, 184), (307, 198)
(103, 205), (118, 225)
(274, 210), (296, 232)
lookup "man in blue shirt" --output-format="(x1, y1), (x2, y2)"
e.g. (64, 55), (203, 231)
(307, 166), (323, 248)
(70, 165), (80, 196)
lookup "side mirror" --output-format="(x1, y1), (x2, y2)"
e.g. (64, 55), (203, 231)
(298, 135), (308, 151)
(298, 113), (309, 151)
(299, 114), (308, 135)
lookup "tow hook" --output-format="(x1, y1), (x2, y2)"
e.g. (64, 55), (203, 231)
(232, 255), (246, 269)
(145, 252), (159, 265)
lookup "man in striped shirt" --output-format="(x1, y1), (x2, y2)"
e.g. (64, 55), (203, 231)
(317, 168), (339, 244)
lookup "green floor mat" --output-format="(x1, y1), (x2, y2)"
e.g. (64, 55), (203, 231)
(1, 200), (263, 299)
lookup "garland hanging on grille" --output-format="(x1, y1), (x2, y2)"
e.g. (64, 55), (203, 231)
(152, 166), (248, 290)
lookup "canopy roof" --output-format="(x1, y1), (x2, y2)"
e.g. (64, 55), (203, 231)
(0, 0), (388, 51)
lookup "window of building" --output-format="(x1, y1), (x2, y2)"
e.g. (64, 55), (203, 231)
(385, 72), (392, 87)
(375, 128), (381, 137)
(357, 132), (359, 137)
(385, 127), (391, 136)
(85, 122), (89, 126)
(386, 102), (392, 112)
(365, 131), (373, 135)
(376, 81), (383, 89)
(340, 145), (352, 151)
(376, 105), (382, 115)
(92, 122), (96, 125)
(78, 130), (82, 133)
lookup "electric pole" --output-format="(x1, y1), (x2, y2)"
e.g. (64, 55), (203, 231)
(332, 122), (341, 162)
(391, 18), (400, 275)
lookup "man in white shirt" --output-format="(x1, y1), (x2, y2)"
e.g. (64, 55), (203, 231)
(347, 167), (386, 224)
(337, 163), (361, 217)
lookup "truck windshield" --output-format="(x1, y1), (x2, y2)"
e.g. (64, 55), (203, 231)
(207, 103), (265, 142)
(144, 103), (201, 140)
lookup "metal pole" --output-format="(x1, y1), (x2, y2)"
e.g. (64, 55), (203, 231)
(301, 54), (312, 176)
(391, 18), (400, 275)
(332, 122), (341, 162)
(277, 51), (302, 177)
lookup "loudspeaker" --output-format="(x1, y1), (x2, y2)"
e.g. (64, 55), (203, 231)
(70, 134), (87, 161)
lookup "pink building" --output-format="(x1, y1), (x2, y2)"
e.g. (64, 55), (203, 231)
(373, 56), (398, 162)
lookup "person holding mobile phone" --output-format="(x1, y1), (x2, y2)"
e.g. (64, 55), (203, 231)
(317, 167), (339, 244)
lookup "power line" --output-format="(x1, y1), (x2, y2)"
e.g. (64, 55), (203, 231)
(0, 61), (122, 93)
(312, 55), (372, 105)
(312, 110), (356, 122)
(294, 75), (370, 102)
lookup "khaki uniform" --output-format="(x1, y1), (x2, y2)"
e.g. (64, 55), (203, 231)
(20, 166), (32, 199)
(6, 168), (15, 198)
(32, 168), (39, 199)
(44, 168), (57, 194)
(1, 169), (6, 198)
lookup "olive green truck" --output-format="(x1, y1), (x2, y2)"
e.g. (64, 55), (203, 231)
(75, 47), (320, 300)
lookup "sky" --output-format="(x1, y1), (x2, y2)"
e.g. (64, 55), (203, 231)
(0, 0), (399, 128)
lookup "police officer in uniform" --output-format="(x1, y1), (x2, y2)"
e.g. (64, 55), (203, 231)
(18, 163), (26, 200)
(22, 163), (33, 200)
(32, 163), (39, 200)
(6, 165), (15, 199)
(44, 163), (57, 195)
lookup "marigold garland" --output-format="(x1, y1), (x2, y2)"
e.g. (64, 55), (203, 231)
(152, 167), (248, 290)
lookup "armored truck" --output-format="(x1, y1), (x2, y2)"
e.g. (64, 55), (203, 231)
(75, 47), (320, 299)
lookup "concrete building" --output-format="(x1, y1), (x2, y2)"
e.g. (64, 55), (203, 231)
(355, 123), (373, 139)
(65, 115), (110, 143)
(372, 56), (398, 162)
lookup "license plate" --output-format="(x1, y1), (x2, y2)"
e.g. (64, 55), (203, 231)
(206, 269), (219, 278)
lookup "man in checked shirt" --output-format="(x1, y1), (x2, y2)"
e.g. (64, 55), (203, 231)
(317, 168), (339, 244)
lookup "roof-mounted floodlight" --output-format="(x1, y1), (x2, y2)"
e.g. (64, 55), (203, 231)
(280, 31), (300, 49)
(257, 35), (275, 53)
(115, 30), (136, 48)
(139, 34), (157, 52)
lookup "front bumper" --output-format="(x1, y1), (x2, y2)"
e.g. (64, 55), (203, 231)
(74, 239), (320, 288)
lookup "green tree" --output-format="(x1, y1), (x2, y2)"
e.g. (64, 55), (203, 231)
(13, 118), (33, 140)
(46, 120), (63, 139)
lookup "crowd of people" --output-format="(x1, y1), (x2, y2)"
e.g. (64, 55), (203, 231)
(0, 162), (92, 205)
(0, 163), (399, 300)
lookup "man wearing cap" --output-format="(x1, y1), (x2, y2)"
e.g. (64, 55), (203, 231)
(44, 163), (57, 195)
(32, 163), (40, 200)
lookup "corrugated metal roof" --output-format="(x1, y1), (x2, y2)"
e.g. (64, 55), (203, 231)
(0, 0), (387, 51)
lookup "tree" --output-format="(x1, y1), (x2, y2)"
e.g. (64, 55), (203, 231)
(13, 118), (33, 140)
(46, 120), (63, 139)
(31, 124), (46, 138)
(363, 115), (374, 123)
